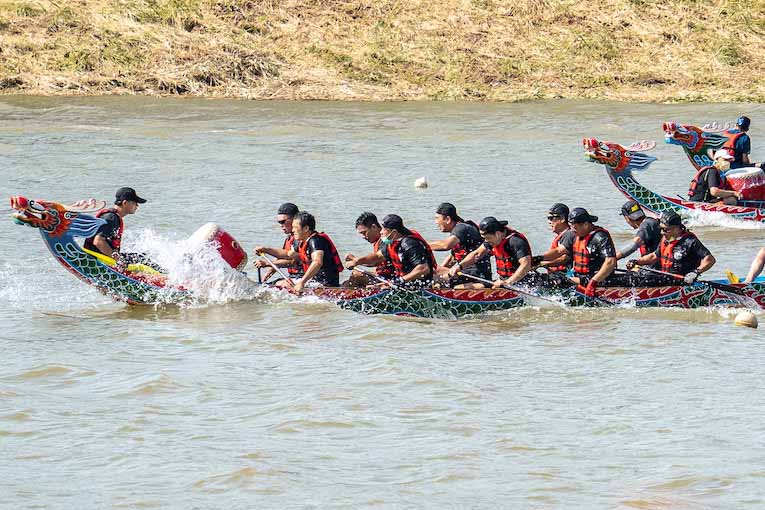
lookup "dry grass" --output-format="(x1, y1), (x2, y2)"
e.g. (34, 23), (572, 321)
(1, 0), (764, 101)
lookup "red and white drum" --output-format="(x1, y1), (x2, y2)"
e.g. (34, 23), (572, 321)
(187, 223), (248, 271)
(725, 168), (765, 201)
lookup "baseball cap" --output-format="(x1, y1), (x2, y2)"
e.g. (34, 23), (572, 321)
(659, 210), (683, 227)
(713, 149), (734, 161)
(381, 214), (412, 235)
(478, 216), (508, 234)
(435, 202), (463, 222)
(548, 203), (570, 218)
(568, 207), (598, 223)
(115, 187), (146, 204)
(620, 200), (645, 220)
(277, 202), (299, 216)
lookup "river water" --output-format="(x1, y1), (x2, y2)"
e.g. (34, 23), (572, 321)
(1, 97), (764, 509)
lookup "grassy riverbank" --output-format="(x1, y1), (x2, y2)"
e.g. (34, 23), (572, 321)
(1, 0), (764, 101)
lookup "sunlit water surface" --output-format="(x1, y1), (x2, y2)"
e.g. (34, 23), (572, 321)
(1, 97), (764, 509)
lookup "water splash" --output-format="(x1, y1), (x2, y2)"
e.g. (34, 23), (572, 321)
(124, 228), (265, 305)
(683, 209), (765, 230)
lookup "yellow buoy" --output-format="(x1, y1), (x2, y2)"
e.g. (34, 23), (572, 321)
(734, 311), (758, 329)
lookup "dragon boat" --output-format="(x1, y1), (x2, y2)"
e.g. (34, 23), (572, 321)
(10, 196), (247, 305)
(11, 195), (765, 317)
(583, 138), (765, 223)
(663, 121), (736, 171)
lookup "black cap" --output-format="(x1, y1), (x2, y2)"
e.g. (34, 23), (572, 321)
(277, 202), (299, 216)
(435, 202), (463, 222)
(115, 187), (146, 204)
(620, 200), (645, 220)
(659, 210), (683, 227)
(548, 203), (570, 218)
(478, 216), (508, 234)
(381, 214), (412, 235)
(737, 115), (751, 130)
(568, 207), (598, 223)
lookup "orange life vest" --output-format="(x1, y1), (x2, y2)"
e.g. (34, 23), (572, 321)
(373, 238), (395, 278)
(283, 234), (303, 276)
(547, 228), (570, 273)
(492, 229), (531, 278)
(297, 232), (344, 273)
(386, 230), (437, 277)
(450, 220), (480, 262)
(722, 129), (746, 161)
(688, 166), (727, 201)
(572, 227), (611, 277)
(658, 231), (697, 274)
(84, 208), (123, 252)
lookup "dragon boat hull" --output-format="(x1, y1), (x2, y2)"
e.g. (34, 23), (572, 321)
(302, 282), (765, 318)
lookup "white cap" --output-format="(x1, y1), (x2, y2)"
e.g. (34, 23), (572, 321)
(713, 149), (734, 161)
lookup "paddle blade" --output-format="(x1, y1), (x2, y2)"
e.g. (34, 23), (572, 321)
(725, 269), (740, 284)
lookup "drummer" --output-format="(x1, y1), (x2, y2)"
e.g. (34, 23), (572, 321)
(688, 150), (742, 205)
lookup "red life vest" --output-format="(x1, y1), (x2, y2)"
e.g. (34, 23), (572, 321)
(282, 234), (303, 276)
(386, 230), (437, 277)
(450, 220), (479, 262)
(492, 229), (530, 278)
(572, 227), (611, 277)
(658, 231), (697, 274)
(688, 166), (727, 201)
(297, 232), (344, 273)
(373, 238), (395, 278)
(547, 228), (570, 272)
(722, 129), (746, 161)
(84, 208), (123, 252)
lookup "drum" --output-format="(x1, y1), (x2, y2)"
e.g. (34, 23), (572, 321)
(725, 167), (765, 201)
(187, 223), (248, 271)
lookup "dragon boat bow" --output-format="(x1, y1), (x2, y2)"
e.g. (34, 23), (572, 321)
(583, 138), (765, 223)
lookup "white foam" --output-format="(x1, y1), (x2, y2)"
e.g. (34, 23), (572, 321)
(682, 209), (765, 230)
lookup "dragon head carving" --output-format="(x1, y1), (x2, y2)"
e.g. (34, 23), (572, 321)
(663, 121), (733, 169)
(11, 196), (106, 239)
(583, 138), (657, 174)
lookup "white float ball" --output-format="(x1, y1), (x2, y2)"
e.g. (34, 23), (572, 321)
(734, 311), (758, 329)
(414, 177), (428, 189)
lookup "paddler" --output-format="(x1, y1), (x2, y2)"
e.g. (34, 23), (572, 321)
(725, 116), (764, 170)
(448, 216), (534, 288)
(253, 202), (304, 285)
(531, 203), (574, 275)
(84, 187), (162, 271)
(536, 208), (616, 297)
(688, 150), (742, 205)
(255, 211), (343, 293)
(343, 212), (396, 287)
(346, 214), (436, 288)
(626, 210), (715, 284)
(615, 200), (661, 261)
(428, 202), (490, 288)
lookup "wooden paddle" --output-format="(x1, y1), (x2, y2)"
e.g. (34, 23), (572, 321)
(633, 265), (744, 295)
(456, 271), (566, 307)
(350, 266), (407, 291)
(256, 252), (295, 289)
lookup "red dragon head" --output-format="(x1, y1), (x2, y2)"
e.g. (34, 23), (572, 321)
(583, 138), (657, 173)
(10, 196), (106, 238)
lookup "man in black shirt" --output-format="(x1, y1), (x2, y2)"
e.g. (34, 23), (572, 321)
(615, 200), (662, 261)
(255, 211), (343, 292)
(347, 214), (436, 288)
(627, 210), (715, 283)
(84, 187), (162, 271)
(688, 150), (742, 204)
(429, 202), (491, 287)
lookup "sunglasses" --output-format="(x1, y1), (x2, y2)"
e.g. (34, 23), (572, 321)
(547, 215), (563, 221)
(570, 220), (585, 225)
